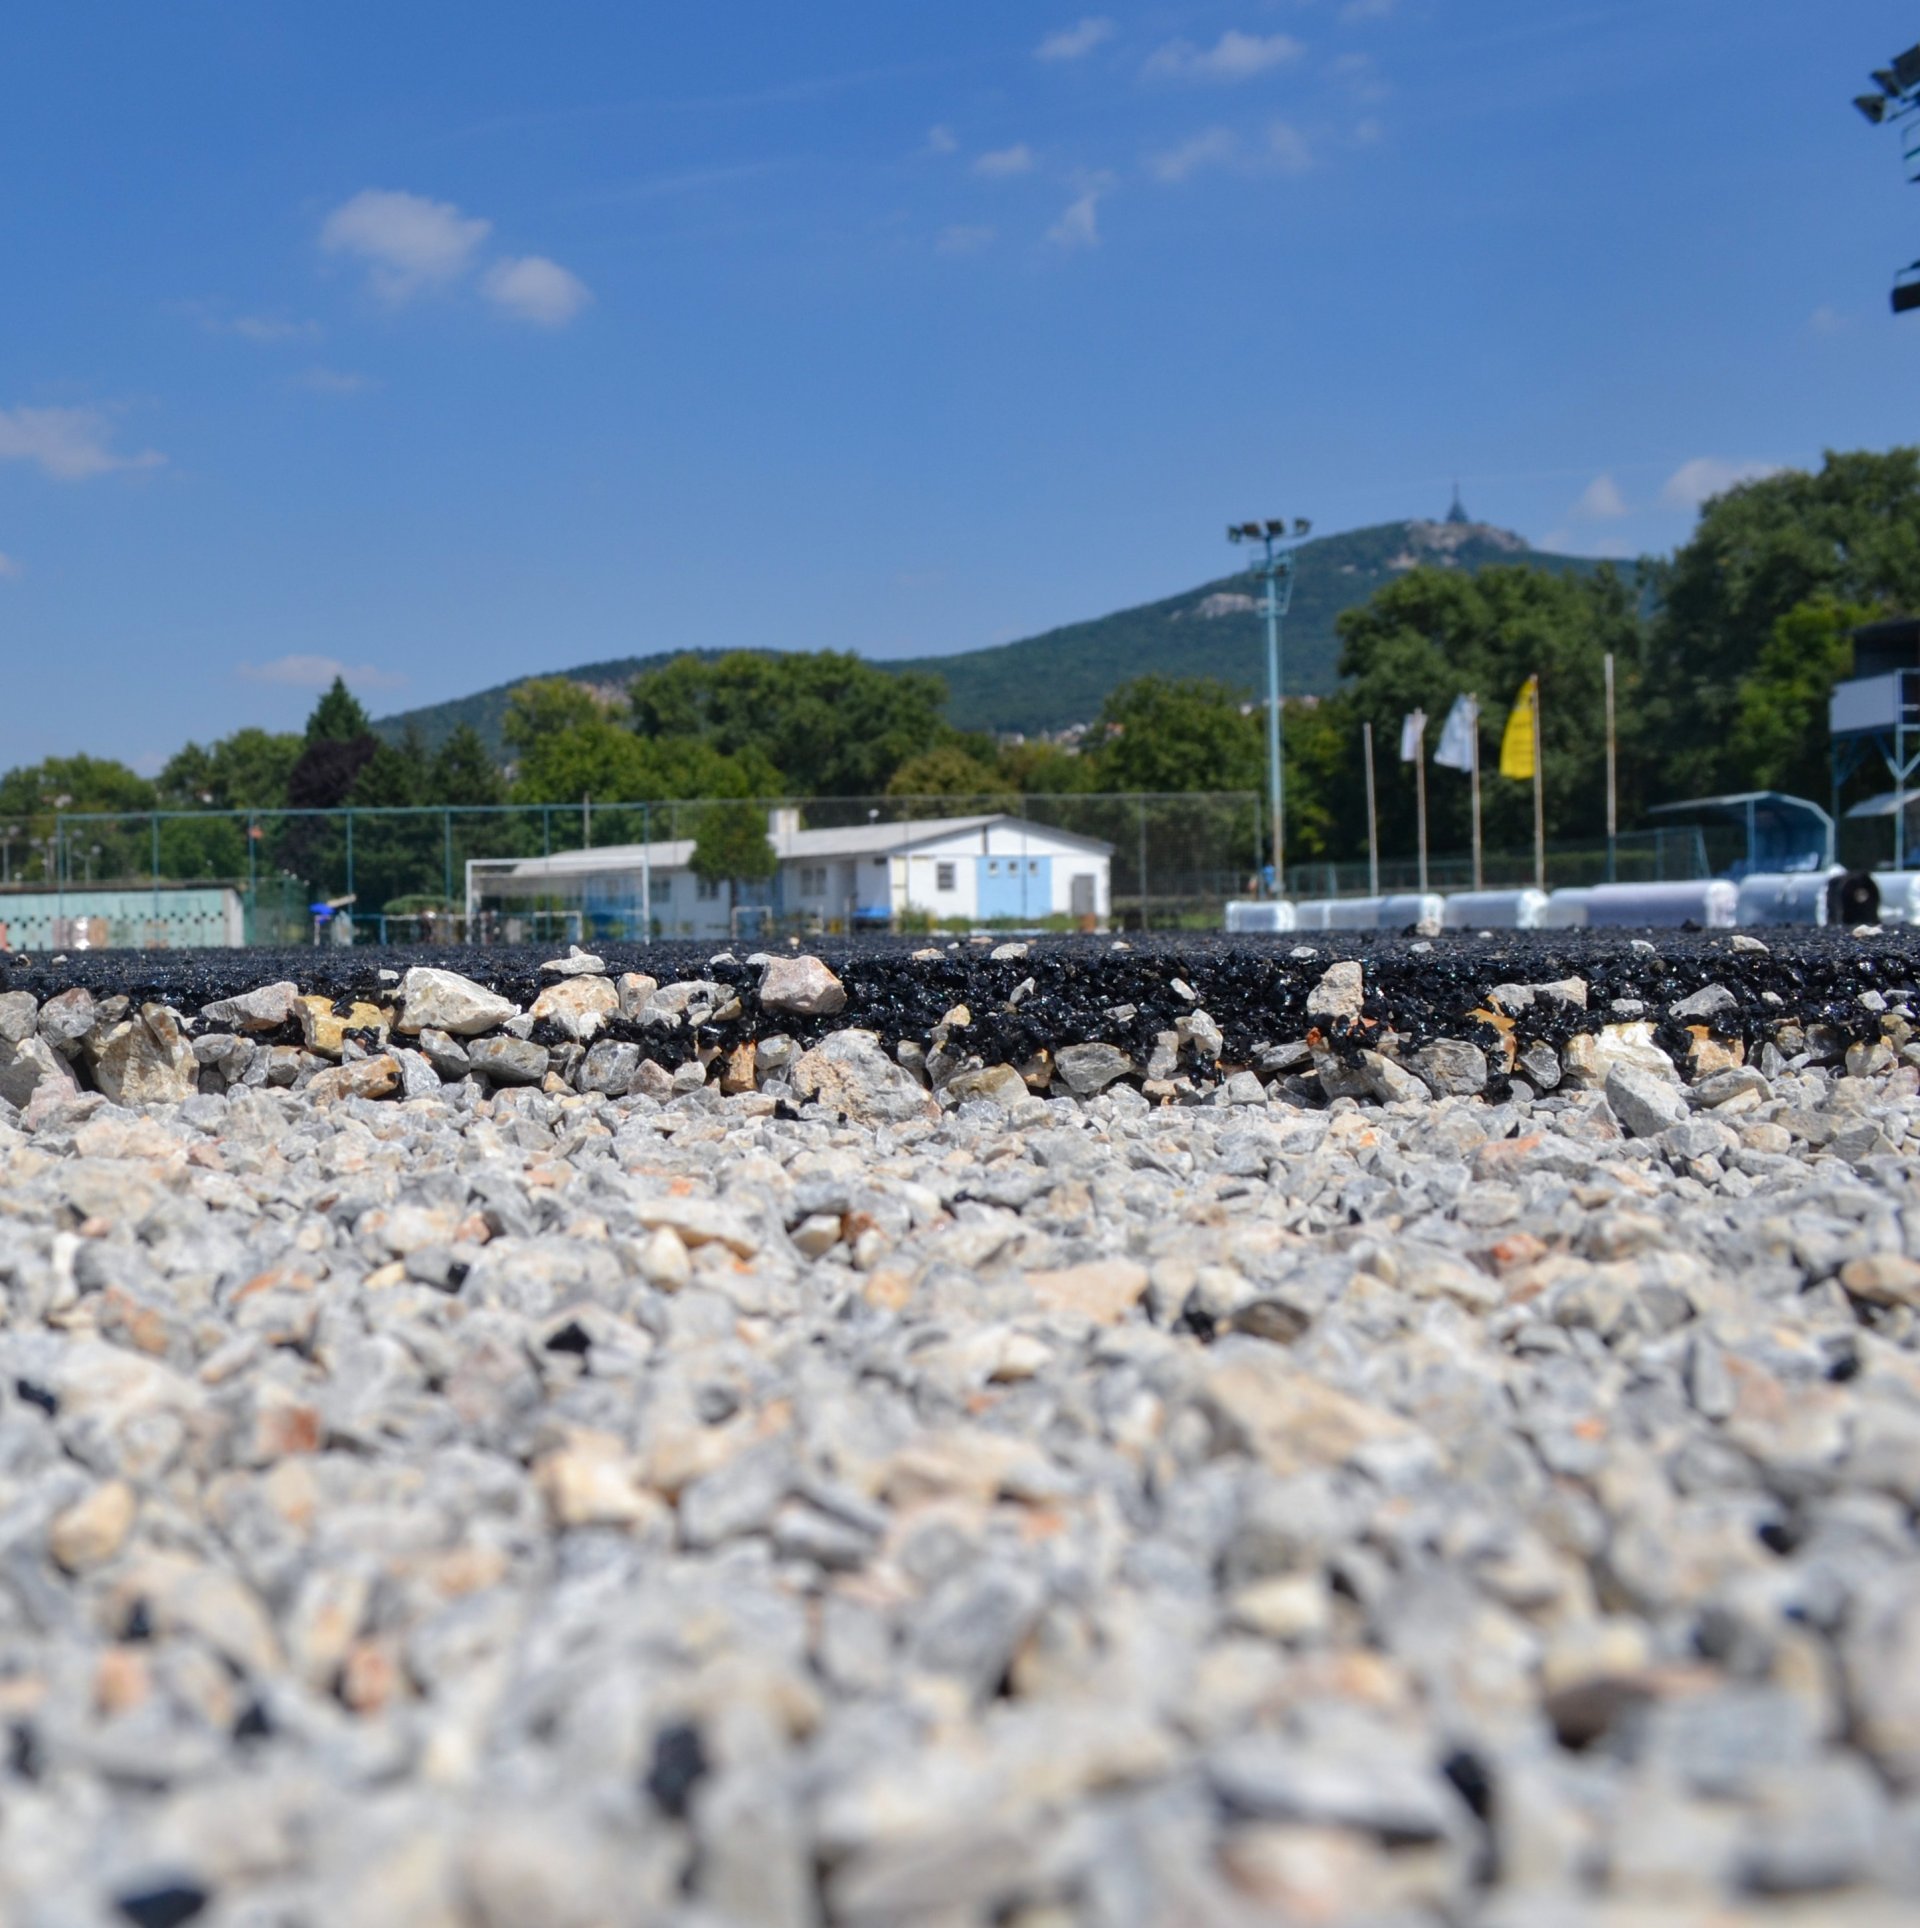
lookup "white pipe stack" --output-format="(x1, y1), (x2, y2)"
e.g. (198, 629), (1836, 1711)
(1441, 889), (1550, 931)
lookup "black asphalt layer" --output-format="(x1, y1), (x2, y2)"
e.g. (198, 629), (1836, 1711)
(4, 931), (1911, 1085)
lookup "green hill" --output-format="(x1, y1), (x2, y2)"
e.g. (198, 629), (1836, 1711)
(375, 519), (1605, 754)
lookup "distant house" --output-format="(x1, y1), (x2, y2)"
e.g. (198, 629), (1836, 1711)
(470, 809), (1112, 940)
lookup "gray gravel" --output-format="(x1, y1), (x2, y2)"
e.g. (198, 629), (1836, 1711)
(2, 953), (1920, 1924)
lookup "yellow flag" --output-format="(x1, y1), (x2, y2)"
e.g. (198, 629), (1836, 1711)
(1500, 675), (1538, 780)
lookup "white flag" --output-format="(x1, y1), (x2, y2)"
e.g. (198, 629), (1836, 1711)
(1433, 694), (1478, 772)
(1399, 710), (1426, 763)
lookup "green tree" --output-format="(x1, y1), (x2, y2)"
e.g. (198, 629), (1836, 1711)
(1090, 676), (1264, 793)
(886, 743), (1016, 806)
(430, 724), (506, 807)
(502, 677), (607, 761)
(1644, 448), (1920, 795)
(305, 676), (374, 744)
(0, 755), (158, 884)
(1726, 597), (1872, 802)
(628, 651), (950, 796)
(689, 798), (777, 894)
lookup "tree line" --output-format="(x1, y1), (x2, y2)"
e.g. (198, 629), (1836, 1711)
(4, 446), (1917, 904)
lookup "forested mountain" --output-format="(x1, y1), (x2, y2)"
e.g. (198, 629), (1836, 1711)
(374, 518), (1600, 752)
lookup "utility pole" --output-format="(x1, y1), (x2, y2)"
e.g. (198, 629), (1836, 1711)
(1227, 518), (1311, 895)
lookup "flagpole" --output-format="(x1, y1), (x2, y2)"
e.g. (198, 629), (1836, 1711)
(1415, 715), (1429, 895)
(1480, 694), (1495, 894)
(1604, 652), (1617, 884)
(1531, 676), (1546, 893)
(1363, 721), (1380, 897)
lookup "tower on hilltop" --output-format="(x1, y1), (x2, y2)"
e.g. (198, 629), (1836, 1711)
(1446, 482), (1470, 526)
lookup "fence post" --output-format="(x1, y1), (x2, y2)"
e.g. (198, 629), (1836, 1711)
(1137, 797), (1150, 934)
(346, 811), (355, 907)
(151, 814), (160, 949)
(443, 809), (453, 909)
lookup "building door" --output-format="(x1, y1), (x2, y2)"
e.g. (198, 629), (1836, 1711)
(977, 854), (1050, 922)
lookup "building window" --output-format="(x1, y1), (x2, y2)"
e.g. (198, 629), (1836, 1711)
(696, 877), (721, 901)
(873, 857), (887, 868)
(654, 876), (671, 901)
(935, 861), (956, 892)
(987, 859), (1000, 875)
(1028, 860), (1040, 874)
(798, 865), (826, 895)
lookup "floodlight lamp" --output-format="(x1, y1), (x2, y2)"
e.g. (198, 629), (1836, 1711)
(1893, 274), (1920, 315)
(1264, 519), (1286, 537)
(1293, 517), (1312, 537)
(1857, 92), (1890, 123)
(1874, 68), (1902, 97)
(1894, 45), (1920, 92)
(1227, 525), (1245, 543)
(1241, 521), (1265, 539)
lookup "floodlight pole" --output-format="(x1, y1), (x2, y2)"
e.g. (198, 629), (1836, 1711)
(1230, 525), (1304, 896)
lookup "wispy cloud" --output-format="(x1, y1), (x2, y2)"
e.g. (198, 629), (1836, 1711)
(233, 315), (320, 345)
(483, 255), (593, 326)
(1147, 128), (1239, 184)
(319, 189), (492, 302)
(1047, 182), (1109, 250)
(1661, 456), (1785, 509)
(182, 303), (323, 344)
(924, 124), (959, 156)
(974, 143), (1036, 179)
(1147, 121), (1313, 183)
(298, 366), (377, 396)
(0, 553), (20, 581)
(1574, 473), (1629, 519)
(238, 655), (407, 692)
(1145, 31), (1306, 83)
(937, 224), (996, 255)
(0, 406), (166, 482)
(1037, 17), (1114, 62)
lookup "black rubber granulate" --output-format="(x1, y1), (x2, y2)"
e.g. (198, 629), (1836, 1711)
(114, 1885), (209, 1928)
(645, 1720), (709, 1818)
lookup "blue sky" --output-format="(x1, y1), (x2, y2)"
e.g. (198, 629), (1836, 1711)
(2, 1), (1915, 773)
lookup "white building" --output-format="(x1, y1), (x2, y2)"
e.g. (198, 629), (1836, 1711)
(470, 809), (1112, 941)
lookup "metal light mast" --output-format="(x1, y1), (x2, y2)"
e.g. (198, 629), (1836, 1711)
(1228, 518), (1311, 895)
(1853, 41), (1920, 311)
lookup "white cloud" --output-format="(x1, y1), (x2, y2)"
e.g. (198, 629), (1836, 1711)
(228, 314), (322, 343)
(1661, 457), (1785, 510)
(936, 224), (996, 255)
(0, 553), (20, 580)
(238, 655), (407, 692)
(1148, 122), (1311, 183)
(482, 254), (593, 326)
(1266, 120), (1313, 173)
(1574, 473), (1628, 519)
(1037, 17), (1114, 62)
(0, 405), (165, 482)
(1148, 130), (1233, 184)
(924, 124), (959, 155)
(974, 143), (1036, 179)
(1047, 185), (1106, 250)
(298, 366), (377, 396)
(319, 189), (492, 302)
(1148, 128), (1240, 183)
(1146, 30), (1305, 83)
